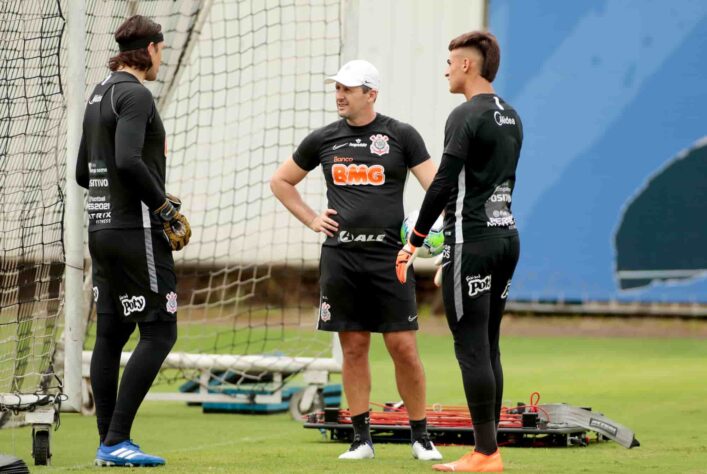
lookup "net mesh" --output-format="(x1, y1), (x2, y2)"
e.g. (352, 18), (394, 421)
(80, 0), (342, 388)
(0, 0), (66, 423)
(1, 0), (342, 418)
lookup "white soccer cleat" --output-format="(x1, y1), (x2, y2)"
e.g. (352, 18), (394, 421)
(338, 438), (375, 459)
(412, 436), (443, 461)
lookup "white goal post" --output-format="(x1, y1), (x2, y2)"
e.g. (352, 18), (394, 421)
(63, 0), (89, 414)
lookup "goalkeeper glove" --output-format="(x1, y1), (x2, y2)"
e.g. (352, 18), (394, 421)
(154, 194), (191, 251)
(166, 193), (181, 211)
(395, 243), (420, 284)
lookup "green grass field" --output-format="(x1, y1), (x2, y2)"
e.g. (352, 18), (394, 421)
(2, 325), (707, 473)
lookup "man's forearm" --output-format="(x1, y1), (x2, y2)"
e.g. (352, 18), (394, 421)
(270, 179), (317, 228)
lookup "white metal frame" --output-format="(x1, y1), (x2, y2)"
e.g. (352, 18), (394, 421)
(80, 351), (340, 405)
(63, 0), (88, 413)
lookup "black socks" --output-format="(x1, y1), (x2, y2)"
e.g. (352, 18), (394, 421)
(351, 411), (371, 443)
(473, 419), (498, 455)
(410, 417), (428, 442)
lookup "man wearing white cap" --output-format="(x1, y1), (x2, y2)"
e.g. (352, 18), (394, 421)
(271, 60), (441, 461)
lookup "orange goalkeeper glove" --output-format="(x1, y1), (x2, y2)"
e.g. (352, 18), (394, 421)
(395, 243), (420, 284)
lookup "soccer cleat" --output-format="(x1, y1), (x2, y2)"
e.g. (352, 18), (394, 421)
(412, 435), (443, 460)
(432, 449), (503, 472)
(338, 436), (375, 459)
(94, 440), (166, 467)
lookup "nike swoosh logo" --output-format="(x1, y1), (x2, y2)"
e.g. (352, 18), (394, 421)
(332, 143), (347, 150)
(440, 261), (451, 268)
(408, 314), (418, 322)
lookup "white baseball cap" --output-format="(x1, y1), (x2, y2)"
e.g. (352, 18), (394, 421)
(325, 59), (380, 90)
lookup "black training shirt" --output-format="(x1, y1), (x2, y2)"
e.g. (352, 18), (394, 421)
(411, 94), (522, 247)
(76, 71), (166, 231)
(293, 114), (429, 251)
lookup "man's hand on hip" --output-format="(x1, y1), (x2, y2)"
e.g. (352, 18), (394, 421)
(309, 208), (338, 237)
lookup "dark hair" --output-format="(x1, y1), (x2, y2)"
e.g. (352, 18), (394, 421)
(448, 31), (500, 82)
(108, 15), (162, 72)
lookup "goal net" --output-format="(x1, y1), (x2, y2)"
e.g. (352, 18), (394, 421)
(0, 0), (66, 426)
(1, 0), (343, 419)
(79, 0), (342, 400)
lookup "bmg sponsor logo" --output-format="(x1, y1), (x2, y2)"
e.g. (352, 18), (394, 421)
(332, 164), (385, 185)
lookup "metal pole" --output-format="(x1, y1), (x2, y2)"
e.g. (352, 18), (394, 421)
(340, 0), (359, 62)
(63, 0), (87, 413)
(158, 0), (214, 110)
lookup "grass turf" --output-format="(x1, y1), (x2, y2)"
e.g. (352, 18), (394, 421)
(1, 327), (707, 473)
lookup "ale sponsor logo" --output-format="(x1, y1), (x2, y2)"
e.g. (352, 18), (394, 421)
(338, 230), (385, 244)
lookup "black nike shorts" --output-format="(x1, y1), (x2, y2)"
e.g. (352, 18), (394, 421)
(317, 246), (418, 333)
(89, 228), (178, 322)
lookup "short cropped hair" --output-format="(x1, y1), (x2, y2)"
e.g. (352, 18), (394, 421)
(448, 31), (500, 83)
(108, 15), (162, 72)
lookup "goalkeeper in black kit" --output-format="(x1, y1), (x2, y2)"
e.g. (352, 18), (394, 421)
(396, 31), (521, 473)
(75, 15), (190, 467)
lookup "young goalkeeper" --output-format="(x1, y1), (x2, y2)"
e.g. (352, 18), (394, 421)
(396, 31), (522, 473)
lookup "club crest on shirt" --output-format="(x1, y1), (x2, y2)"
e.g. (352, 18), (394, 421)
(320, 302), (332, 322)
(166, 291), (178, 314)
(369, 134), (390, 156)
(93, 286), (99, 303)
